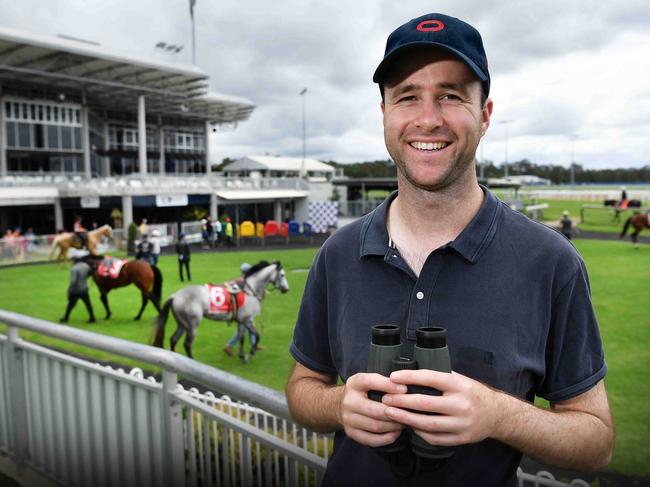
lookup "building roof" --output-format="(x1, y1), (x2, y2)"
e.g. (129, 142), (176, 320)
(225, 156), (335, 173)
(0, 25), (254, 125)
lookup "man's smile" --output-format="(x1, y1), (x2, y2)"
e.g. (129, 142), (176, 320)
(409, 141), (450, 151)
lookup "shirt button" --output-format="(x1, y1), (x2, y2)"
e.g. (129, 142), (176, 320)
(416, 291), (424, 300)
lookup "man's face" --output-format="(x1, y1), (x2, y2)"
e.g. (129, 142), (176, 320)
(381, 48), (492, 192)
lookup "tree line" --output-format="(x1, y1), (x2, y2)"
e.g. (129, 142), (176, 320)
(324, 159), (650, 184)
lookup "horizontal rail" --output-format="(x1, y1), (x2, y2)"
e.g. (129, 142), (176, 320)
(0, 310), (290, 419)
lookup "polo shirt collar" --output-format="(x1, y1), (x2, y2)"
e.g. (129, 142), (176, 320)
(359, 186), (500, 263)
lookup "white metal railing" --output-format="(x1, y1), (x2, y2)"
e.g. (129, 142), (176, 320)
(0, 310), (590, 487)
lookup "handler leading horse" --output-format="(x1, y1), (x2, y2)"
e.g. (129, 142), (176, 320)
(49, 224), (113, 262)
(152, 260), (289, 362)
(620, 213), (650, 247)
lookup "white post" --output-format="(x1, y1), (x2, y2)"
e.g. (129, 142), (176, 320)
(138, 95), (147, 175)
(82, 106), (91, 178)
(0, 94), (6, 177)
(159, 120), (165, 176)
(54, 198), (63, 232)
(103, 122), (110, 177)
(204, 120), (211, 176)
(210, 193), (218, 220)
(122, 195), (133, 229)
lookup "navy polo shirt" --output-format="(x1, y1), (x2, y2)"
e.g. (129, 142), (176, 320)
(290, 189), (606, 487)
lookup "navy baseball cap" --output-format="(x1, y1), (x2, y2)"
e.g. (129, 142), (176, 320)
(373, 13), (490, 95)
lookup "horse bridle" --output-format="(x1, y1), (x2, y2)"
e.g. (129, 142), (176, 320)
(242, 263), (284, 300)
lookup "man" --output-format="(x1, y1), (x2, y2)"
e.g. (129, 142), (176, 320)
(60, 256), (96, 323)
(223, 262), (264, 356)
(73, 215), (88, 248)
(176, 233), (191, 281)
(285, 13), (613, 487)
(135, 233), (154, 265)
(560, 210), (573, 240)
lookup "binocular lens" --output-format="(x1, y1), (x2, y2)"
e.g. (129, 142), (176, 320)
(372, 324), (401, 345)
(416, 327), (447, 349)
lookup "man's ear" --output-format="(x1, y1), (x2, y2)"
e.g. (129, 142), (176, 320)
(481, 98), (493, 137)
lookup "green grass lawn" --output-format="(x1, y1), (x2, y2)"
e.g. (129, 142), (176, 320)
(0, 241), (649, 477)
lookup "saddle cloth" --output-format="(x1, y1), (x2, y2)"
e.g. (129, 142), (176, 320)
(97, 257), (126, 279)
(206, 284), (246, 314)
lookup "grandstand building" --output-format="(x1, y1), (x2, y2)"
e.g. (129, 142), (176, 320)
(0, 26), (329, 235)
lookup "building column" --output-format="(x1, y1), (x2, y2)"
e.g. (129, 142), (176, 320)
(82, 106), (91, 178)
(0, 94), (6, 177)
(274, 200), (282, 224)
(122, 195), (133, 230)
(54, 198), (63, 232)
(158, 118), (165, 176)
(205, 120), (211, 176)
(103, 122), (110, 177)
(138, 95), (147, 175)
(210, 193), (218, 220)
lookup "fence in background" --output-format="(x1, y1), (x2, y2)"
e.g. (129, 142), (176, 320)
(0, 310), (589, 487)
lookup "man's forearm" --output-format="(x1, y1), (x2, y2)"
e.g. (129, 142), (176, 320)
(492, 384), (614, 470)
(286, 375), (344, 433)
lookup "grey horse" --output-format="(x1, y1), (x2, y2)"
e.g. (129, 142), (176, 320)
(152, 260), (289, 362)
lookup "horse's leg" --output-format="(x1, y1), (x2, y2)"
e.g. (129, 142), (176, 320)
(170, 326), (185, 352)
(134, 292), (149, 320)
(183, 327), (196, 359)
(633, 230), (639, 249)
(100, 293), (111, 319)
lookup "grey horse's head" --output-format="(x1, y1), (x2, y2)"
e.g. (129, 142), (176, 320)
(271, 261), (289, 294)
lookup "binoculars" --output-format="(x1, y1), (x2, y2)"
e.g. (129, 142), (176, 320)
(366, 324), (454, 468)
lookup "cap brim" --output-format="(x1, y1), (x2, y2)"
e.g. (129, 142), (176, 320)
(373, 41), (488, 85)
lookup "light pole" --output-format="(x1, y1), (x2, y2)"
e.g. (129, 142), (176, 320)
(569, 134), (578, 187)
(300, 88), (307, 178)
(498, 120), (514, 178)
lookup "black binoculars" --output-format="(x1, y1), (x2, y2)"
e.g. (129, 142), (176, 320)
(366, 324), (454, 474)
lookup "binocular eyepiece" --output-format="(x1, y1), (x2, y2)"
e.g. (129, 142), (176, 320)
(366, 324), (454, 475)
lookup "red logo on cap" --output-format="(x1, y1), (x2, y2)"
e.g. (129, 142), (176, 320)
(417, 20), (445, 32)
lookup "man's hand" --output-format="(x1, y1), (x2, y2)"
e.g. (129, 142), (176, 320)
(338, 372), (409, 447)
(382, 369), (499, 447)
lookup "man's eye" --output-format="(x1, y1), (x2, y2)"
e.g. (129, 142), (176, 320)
(397, 95), (416, 103)
(441, 94), (461, 101)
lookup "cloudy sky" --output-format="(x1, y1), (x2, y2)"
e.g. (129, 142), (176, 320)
(2, 0), (649, 169)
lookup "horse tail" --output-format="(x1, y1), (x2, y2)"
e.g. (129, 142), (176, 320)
(152, 297), (173, 348)
(152, 265), (163, 301)
(620, 217), (632, 238)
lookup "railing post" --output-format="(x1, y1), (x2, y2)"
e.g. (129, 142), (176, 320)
(161, 369), (186, 487)
(7, 326), (29, 467)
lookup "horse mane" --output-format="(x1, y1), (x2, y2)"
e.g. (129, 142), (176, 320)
(244, 260), (271, 278)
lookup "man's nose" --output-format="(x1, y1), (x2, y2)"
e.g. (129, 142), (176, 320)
(414, 99), (443, 131)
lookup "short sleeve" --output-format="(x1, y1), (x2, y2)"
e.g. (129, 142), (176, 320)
(537, 260), (607, 402)
(289, 248), (337, 375)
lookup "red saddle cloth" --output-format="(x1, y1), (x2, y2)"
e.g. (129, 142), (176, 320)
(205, 284), (246, 314)
(97, 257), (126, 279)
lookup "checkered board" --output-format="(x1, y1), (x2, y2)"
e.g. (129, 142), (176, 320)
(308, 202), (338, 233)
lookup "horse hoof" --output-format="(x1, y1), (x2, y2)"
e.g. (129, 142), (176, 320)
(134, 316), (141, 321)
(223, 346), (234, 357)
(242, 355), (249, 364)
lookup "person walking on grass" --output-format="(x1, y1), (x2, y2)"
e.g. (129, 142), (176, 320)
(176, 233), (191, 281)
(60, 257), (96, 323)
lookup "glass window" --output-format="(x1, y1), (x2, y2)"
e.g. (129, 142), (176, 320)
(50, 156), (62, 172)
(4, 102), (10, 118)
(64, 157), (73, 172)
(61, 126), (72, 149)
(38, 105), (44, 121)
(13, 103), (19, 119)
(18, 123), (31, 147)
(30, 104), (36, 121)
(73, 127), (82, 149)
(47, 125), (59, 149)
(21, 103), (28, 120)
(75, 109), (80, 124)
(6, 122), (16, 147)
(34, 124), (45, 148)
(53, 107), (59, 122)
(46, 106), (51, 122)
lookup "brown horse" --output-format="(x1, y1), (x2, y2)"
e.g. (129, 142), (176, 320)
(620, 213), (650, 247)
(49, 224), (113, 262)
(89, 258), (163, 320)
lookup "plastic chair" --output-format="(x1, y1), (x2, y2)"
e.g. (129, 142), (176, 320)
(280, 222), (289, 238)
(302, 222), (313, 236)
(240, 220), (255, 238)
(288, 220), (300, 235)
(264, 220), (279, 237)
(256, 222), (265, 239)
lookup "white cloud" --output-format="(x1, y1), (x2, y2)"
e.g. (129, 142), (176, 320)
(1, 0), (649, 169)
